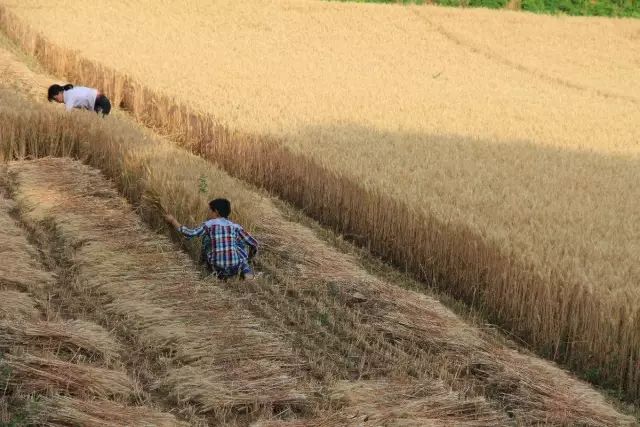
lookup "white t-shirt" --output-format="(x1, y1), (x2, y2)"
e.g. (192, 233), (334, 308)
(63, 87), (98, 112)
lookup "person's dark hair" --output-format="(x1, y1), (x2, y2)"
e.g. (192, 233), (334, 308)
(47, 84), (73, 101)
(209, 198), (231, 218)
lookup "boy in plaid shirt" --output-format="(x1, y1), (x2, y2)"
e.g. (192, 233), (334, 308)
(164, 199), (258, 280)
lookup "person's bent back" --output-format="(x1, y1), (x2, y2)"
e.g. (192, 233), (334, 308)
(47, 83), (111, 116)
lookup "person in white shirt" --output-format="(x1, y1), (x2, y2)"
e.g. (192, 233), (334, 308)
(47, 83), (111, 116)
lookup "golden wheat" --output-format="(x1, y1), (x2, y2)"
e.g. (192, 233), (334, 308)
(0, 83), (633, 424)
(253, 379), (509, 427)
(1, 0), (638, 399)
(1, 353), (134, 398)
(0, 290), (40, 321)
(0, 188), (53, 293)
(0, 320), (123, 364)
(27, 396), (189, 427)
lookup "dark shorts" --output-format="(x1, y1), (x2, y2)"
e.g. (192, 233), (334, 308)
(94, 94), (111, 116)
(213, 262), (253, 280)
(202, 255), (253, 280)
(200, 237), (253, 280)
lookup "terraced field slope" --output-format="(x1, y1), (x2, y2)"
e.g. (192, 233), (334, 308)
(2, 0), (640, 400)
(0, 45), (634, 425)
(2, 0), (638, 398)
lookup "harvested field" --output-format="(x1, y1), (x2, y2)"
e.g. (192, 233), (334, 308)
(1, 353), (133, 398)
(0, 181), (182, 426)
(0, 57), (634, 425)
(1, 0), (638, 399)
(0, 291), (39, 321)
(0, 319), (122, 364)
(0, 183), (53, 294)
(26, 396), (186, 427)
(8, 158), (310, 424)
(253, 380), (506, 427)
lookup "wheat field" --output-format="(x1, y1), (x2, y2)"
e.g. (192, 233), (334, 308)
(1, 0), (640, 401)
(0, 45), (635, 424)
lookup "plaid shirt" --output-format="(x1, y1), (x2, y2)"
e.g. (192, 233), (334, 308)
(178, 218), (258, 269)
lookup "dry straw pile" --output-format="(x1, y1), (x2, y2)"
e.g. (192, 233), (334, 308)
(26, 396), (185, 427)
(0, 0), (638, 399)
(0, 191), (53, 294)
(0, 179), (184, 426)
(0, 319), (123, 363)
(0, 79), (634, 424)
(253, 380), (506, 426)
(8, 157), (310, 423)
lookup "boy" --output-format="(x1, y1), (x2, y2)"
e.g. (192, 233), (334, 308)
(164, 198), (258, 280)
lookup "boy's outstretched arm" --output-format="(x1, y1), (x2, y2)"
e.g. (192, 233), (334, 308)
(164, 214), (205, 239)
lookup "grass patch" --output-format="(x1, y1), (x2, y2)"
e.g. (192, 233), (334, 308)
(331, 0), (640, 15)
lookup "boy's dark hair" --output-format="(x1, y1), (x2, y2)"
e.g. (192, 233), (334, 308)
(47, 84), (73, 101)
(209, 198), (231, 218)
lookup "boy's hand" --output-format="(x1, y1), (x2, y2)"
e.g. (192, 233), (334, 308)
(163, 213), (180, 228)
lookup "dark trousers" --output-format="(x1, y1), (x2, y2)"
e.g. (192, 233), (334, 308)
(200, 248), (249, 280)
(94, 94), (111, 116)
